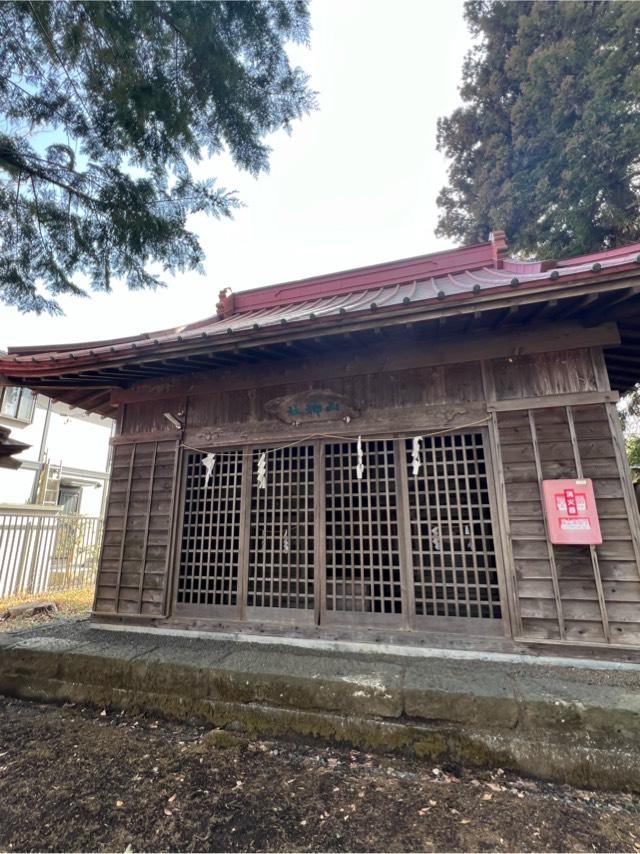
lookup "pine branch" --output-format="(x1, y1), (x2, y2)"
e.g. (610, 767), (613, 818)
(27, 1), (92, 122)
(0, 0), (313, 310)
(0, 146), (96, 206)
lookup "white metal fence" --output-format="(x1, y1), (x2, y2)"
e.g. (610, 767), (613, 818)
(0, 510), (103, 599)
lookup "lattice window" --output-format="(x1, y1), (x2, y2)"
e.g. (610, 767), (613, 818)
(247, 444), (315, 609)
(325, 439), (403, 614)
(177, 450), (242, 607)
(176, 432), (503, 627)
(406, 432), (501, 619)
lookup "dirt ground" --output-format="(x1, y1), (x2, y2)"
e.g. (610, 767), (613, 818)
(0, 588), (92, 633)
(0, 697), (639, 853)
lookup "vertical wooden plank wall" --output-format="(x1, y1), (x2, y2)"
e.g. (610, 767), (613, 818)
(93, 338), (640, 650)
(94, 438), (179, 616)
(490, 345), (640, 646)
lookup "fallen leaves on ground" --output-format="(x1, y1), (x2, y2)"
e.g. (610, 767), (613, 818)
(0, 697), (639, 852)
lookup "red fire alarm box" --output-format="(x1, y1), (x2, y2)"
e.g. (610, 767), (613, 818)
(541, 479), (602, 545)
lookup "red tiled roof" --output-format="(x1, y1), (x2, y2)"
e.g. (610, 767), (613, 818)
(225, 234), (507, 314)
(3, 233), (640, 382)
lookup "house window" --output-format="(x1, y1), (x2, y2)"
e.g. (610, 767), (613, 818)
(0, 387), (36, 423)
(176, 430), (502, 628)
(57, 485), (82, 515)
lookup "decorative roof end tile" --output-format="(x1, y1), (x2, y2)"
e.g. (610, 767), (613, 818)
(216, 287), (235, 319)
(490, 230), (508, 269)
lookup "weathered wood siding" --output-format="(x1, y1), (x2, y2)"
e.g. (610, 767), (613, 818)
(185, 361), (487, 444)
(496, 403), (640, 645)
(94, 334), (640, 651)
(94, 439), (179, 616)
(121, 397), (185, 437)
(490, 349), (598, 400)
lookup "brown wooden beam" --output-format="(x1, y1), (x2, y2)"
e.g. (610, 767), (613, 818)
(487, 390), (619, 412)
(551, 293), (599, 322)
(522, 299), (558, 323)
(255, 346), (288, 361)
(491, 305), (520, 329)
(74, 390), (113, 411)
(230, 347), (258, 363)
(19, 379), (115, 390)
(583, 287), (640, 327)
(183, 354), (239, 369)
(607, 336), (640, 356)
(463, 311), (482, 334)
(605, 362), (639, 380)
(110, 320), (621, 406)
(11, 271), (640, 381)
(114, 364), (170, 377)
(603, 352), (640, 367)
(285, 341), (311, 356)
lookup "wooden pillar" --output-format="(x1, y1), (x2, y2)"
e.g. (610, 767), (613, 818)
(481, 360), (520, 638)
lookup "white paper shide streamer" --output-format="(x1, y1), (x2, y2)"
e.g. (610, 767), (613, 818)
(464, 524), (472, 550)
(201, 453), (216, 487)
(356, 435), (365, 480)
(411, 436), (422, 476)
(257, 451), (267, 490)
(431, 524), (441, 553)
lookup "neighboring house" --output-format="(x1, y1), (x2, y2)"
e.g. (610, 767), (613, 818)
(2, 233), (640, 659)
(0, 389), (114, 516)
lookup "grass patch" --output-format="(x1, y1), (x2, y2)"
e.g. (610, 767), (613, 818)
(0, 587), (93, 632)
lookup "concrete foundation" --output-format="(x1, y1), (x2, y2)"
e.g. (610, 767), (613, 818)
(1, 619), (640, 792)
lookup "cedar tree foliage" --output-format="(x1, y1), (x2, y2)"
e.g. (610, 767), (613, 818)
(0, 1), (314, 313)
(436, 0), (640, 259)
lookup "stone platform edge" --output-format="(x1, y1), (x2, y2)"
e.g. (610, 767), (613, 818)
(1, 619), (640, 792)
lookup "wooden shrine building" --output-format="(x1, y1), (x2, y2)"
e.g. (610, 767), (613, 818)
(4, 231), (640, 655)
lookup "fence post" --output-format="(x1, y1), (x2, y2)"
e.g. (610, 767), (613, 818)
(14, 516), (36, 595)
(25, 516), (46, 595)
(0, 511), (104, 599)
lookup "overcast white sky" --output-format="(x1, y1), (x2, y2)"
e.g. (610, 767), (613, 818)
(1, 0), (472, 351)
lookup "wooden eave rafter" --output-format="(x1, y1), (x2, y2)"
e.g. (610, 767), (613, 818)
(8, 268), (640, 372)
(5, 265), (640, 414)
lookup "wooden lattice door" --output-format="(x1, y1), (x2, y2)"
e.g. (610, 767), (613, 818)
(174, 431), (504, 634)
(404, 430), (503, 635)
(174, 449), (243, 618)
(323, 439), (405, 626)
(246, 444), (315, 624)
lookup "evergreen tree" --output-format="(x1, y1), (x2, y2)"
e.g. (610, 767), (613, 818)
(437, 0), (640, 259)
(0, 1), (314, 313)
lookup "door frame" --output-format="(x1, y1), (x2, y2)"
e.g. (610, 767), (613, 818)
(170, 426), (511, 638)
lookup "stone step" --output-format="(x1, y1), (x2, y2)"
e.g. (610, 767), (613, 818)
(1, 619), (640, 791)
